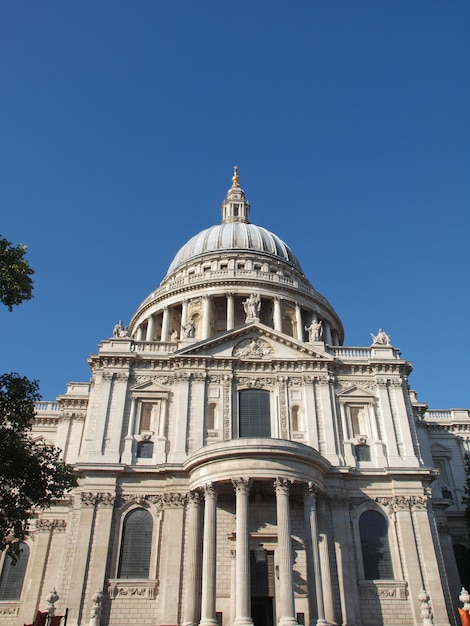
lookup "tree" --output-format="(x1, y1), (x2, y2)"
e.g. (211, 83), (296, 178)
(0, 237), (76, 558)
(0, 374), (77, 556)
(0, 235), (34, 311)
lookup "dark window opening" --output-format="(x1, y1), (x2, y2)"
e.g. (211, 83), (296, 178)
(355, 444), (371, 462)
(136, 441), (154, 458)
(239, 389), (271, 438)
(359, 510), (393, 580)
(118, 509), (153, 579)
(0, 543), (30, 601)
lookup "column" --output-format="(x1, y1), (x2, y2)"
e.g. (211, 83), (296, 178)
(84, 495), (116, 621)
(317, 499), (334, 625)
(329, 496), (359, 626)
(86, 372), (113, 462)
(200, 483), (218, 626)
(136, 324), (145, 341)
(274, 297), (283, 332)
(161, 306), (170, 342)
(274, 478), (299, 626)
(303, 484), (327, 626)
(295, 303), (303, 341)
(19, 521), (54, 626)
(183, 492), (203, 626)
(202, 295), (211, 339)
(181, 299), (189, 339)
(232, 478), (253, 626)
(146, 314), (155, 341)
(227, 293), (235, 331)
(121, 397), (137, 463)
(324, 322), (332, 345)
(67, 497), (97, 625)
(158, 498), (186, 624)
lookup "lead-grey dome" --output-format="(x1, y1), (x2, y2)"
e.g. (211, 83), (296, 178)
(166, 222), (304, 275)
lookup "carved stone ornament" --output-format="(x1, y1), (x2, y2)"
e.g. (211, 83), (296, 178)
(375, 495), (428, 512)
(118, 492), (187, 509)
(232, 477), (251, 495)
(108, 580), (158, 600)
(273, 477), (293, 495)
(233, 338), (272, 359)
(36, 519), (67, 533)
(81, 492), (116, 507)
(0, 607), (19, 616)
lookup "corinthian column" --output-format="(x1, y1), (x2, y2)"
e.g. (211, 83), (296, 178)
(200, 483), (218, 626)
(161, 306), (170, 342)
(274, 478), (299, 626)
(232, 478), (253, 626)
(274, 297), (283, 332)
(303, 484), (327, 626)
(202, 295), (211, 339)
(227, 293), (235, 331)
(183, 491), (202, 626)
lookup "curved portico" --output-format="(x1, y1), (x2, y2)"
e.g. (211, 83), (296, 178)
(183, 440), (332, 626)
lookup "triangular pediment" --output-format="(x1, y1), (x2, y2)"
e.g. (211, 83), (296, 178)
(174, 321), (334, 361)
(337, 385), (376, 400)
(130, 380), (170, 394)
(429, 441), (452, 457)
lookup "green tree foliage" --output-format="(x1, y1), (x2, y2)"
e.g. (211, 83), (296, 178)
(0, 373), (77, 557)
(0, 239), (76, 558)
(0, 235), (34, 311)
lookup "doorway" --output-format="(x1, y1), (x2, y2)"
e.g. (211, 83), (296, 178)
(250, 550), (275, 626)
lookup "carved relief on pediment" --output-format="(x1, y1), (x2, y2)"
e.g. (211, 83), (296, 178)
(233, 338), (272, 359)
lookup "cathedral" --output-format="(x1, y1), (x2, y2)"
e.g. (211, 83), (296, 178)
(1, 169), (469, 626)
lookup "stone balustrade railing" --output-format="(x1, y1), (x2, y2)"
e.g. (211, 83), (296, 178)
(424, 409), (470, 420)
(35, 401), (60, 413)
(138, 267), (331, 309)
(133, 341), (177, 354)
(328, 347), (372, 358)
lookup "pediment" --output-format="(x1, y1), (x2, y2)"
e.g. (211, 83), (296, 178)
(174, 321), (334, 361)
(130, 380), (170, 394)
(429, 442), (452, 457)
(337, 385), (376, 401)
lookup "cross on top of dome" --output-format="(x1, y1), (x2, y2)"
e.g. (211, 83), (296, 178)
(222, 166), (251, 224)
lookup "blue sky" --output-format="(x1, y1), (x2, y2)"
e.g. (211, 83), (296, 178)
(1, 1), (469, 408)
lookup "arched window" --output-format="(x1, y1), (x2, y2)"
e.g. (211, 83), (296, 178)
(239, 389), (271, 438)
(359, 510), (393, 580)
(118, 509), (153, 579)
(0, 543), (30, 601)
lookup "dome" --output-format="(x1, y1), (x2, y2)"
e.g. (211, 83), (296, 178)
(166, 166), (303, 277)
(166, 222), (304, 276)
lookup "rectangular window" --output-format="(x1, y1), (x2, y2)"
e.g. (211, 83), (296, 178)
(239, 389), (271, 438)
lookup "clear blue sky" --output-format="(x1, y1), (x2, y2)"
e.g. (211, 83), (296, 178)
(1, 1), (469, 408)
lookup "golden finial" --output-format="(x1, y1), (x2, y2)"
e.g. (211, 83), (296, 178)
(231, 165), (240, 188)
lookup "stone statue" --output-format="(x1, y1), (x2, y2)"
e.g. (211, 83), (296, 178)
(113, 320), (128, 338)
(170, 329), (178, 342)
(371, 328), (390, 345)
(243, 292), (261, 322)
(305, 319), (323, 342)
(184, 318), (195, 338)
(89, 588), (104, 626)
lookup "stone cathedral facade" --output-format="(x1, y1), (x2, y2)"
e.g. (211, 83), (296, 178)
(1, 170), (469, 626)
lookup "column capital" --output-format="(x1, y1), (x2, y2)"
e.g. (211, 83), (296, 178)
(203, 482), (218, 499)
(304, 481), (322, 498)
(187, 490), (202, 506)
(274, 477), (293, 496)
(232, 477), (251, 495)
